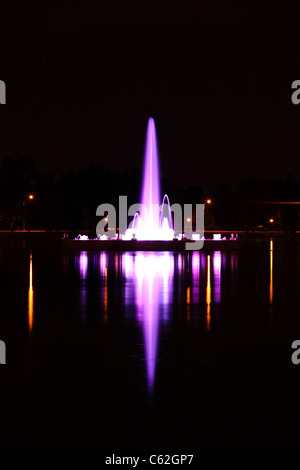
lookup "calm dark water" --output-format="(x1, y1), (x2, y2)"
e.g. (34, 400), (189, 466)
(1, 238), (300, 449)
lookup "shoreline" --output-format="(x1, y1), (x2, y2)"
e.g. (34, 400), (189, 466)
(0, 229), (298, 250)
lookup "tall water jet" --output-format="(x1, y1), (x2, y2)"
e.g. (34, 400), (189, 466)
(140, 117), (161, 240)
(124, 117), (174, 240)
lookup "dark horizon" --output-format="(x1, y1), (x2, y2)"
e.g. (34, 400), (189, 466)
(0, 153), (299, 232)
(1, 1), (300, 191)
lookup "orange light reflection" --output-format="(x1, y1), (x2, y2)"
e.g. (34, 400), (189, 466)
(186, 286), (190, 322)
(28, 252), (34, 332)
(270, 239), (273, 305)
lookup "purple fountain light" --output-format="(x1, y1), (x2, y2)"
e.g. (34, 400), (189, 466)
(124, 117), (174, 240)
(141, 117), (161, 237)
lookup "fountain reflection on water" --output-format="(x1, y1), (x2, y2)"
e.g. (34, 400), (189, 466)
(123, 250), (224, 392)
(71, 250), (241, 393)
(124, 252), (174, 393)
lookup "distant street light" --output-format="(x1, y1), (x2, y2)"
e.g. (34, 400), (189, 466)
(206, 199), (212, 205)
(269, 218), (275, 231)
(23, 194), (35, 231)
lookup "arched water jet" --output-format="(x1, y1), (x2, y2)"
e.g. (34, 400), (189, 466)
(160, 194), (173, 231)
(132, 212), (140, 230)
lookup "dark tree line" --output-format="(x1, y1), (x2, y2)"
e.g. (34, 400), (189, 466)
(0, 156), (299, 232)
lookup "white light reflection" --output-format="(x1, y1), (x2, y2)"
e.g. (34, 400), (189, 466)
(79, 251), (88, 278)
(78, 251), (88, 322)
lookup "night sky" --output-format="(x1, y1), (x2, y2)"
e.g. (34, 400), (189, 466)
(1, 1), (300, 191)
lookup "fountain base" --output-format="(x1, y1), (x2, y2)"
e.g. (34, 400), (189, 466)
(62, 238), (239, 252)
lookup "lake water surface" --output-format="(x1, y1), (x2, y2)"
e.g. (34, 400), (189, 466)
(1, 238), (300, 449)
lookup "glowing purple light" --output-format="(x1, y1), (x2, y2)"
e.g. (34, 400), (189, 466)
(213, 251), (221, 303)
(136, 254), (160, 391)
(79, 251), (88, 278)
(192, 252), (200, 303)
(141, 118), (161, 236)
(123, 252), (173, 393)
(78, 251), (88, 322)
(124, 118), (174, 240)
(99, 252), (108, 276)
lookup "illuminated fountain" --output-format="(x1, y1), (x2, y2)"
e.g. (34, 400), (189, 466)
(124, 117), (174, 241)
(66, 117), (239, 248)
